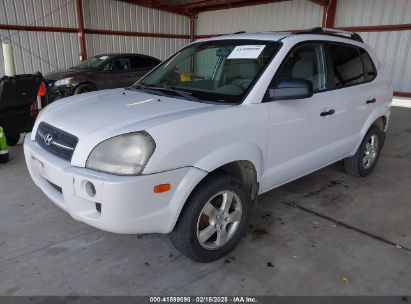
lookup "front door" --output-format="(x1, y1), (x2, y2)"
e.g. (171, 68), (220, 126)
(261, 42), (338, 192)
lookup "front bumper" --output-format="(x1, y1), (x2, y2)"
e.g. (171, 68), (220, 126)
(46, 82), (75, 101)
(24, 134), (207, 234)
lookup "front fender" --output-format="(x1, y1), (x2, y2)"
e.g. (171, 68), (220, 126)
(193, 142), (265, 181)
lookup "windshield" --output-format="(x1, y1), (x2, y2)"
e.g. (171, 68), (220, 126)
(134, 39), (281, 103)
(72, 55), (111, 69)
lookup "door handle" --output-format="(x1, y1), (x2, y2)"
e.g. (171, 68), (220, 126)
(127, 74), (134, 77)
(320, 109), (335, 117)
(366, 98), (376, 104)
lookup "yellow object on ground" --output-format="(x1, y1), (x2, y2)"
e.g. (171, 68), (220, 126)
(0, 126), (9, 163)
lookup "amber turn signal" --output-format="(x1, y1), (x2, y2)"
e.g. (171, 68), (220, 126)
(154, 183), (171, 193)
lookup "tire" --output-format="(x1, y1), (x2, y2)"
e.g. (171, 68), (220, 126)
(6, 133), (20, 146)
(74, 83), (96, 95)
(344, 125), (383, 177)
(170, 172), (251, 262)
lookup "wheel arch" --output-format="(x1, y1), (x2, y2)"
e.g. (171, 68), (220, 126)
(350, 112), (389, 156)
(193, 142), (264, 190)
(74, 81), (98, 93)
(361, 114), (388, 139)
(168, 144), (264, 232)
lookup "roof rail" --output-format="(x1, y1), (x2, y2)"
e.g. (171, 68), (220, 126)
(294, 27), (364, 43)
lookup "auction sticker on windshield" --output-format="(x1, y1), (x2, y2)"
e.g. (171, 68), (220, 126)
(227, 45), (266, 59)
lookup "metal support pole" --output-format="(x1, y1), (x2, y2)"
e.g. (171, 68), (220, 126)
(2, 42), (16, 76)
(322, 0), (337, 28)
(75, 0), (87, 61)
(189, 14), (196, 42)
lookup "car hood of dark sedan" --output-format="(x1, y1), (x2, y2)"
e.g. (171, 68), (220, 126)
(44, 68), (90, 81)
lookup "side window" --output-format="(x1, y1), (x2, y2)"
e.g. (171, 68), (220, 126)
(329, 44), (365, 88)
(358, 48), (377, 81)
(274, 44), (327, 92)
(105, 57), (130, 71)
(130, 56), (153, 69)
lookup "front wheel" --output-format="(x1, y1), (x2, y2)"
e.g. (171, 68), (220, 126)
(74, 83), (96, 95)
(344, 125), (383, 177)
(170, 173), (251, 262)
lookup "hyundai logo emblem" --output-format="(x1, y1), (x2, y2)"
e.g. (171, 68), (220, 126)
(44, 134), (53, 146)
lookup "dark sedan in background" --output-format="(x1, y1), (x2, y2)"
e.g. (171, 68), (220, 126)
(45, 53), (161, 100)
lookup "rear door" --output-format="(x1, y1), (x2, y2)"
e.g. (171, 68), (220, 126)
(263, 42), (339, 190)
(326, 43), (378, 158)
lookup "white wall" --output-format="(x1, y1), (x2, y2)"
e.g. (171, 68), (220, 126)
(0, 0), (190, 76)
(83, 0), (189, 60)
(196, 0), (323, 35)
(361, 30), (411, 93)
(0, 0), (79, 75)
(335, 0), (411, 92)
(335, 0), (411, 26)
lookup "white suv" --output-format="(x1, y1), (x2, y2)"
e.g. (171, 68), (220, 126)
(24, 28), (392, 262)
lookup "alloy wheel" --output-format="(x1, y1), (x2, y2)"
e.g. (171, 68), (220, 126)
(196, 190), (242, 250)
(363, 134), (379, 169)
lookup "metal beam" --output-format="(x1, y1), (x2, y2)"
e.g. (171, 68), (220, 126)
(0, 24), (77, 33)
(394, 92), (411, 98)
(194, 22), (411, 39)
(0, 24), (190, 39)
(309, 0), (329, 6)
(84, 28), (190, 39)
(75, 0), (87, 61)
(189, 15), (196, 42)
(322, 0), (337, 28)
(182, 0), (290, 14)
(338, 23), (411, 32)
(119, 0), (187, 15)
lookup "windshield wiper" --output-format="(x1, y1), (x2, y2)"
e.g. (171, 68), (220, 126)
(129, 83), (146, 92)
(142, 84), (200, 102)
(127, 83), (170, 97)
(129, 83), (201, 102)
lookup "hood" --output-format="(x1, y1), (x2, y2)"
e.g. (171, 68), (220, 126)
(45, 68), (89, 81)
(37, 89), (215, 140)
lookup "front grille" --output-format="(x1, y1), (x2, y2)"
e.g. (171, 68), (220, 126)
(35, 122), (78, 161)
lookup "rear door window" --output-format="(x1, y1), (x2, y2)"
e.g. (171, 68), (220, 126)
(105, 57), (130, 70)
(131, 56), (153, 69)
(358, 48), (377, 81)
(328, 44), (365, 88)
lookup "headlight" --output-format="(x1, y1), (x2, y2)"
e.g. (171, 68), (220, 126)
(86, 132), (156, 176)
(54, 77), (75, 86)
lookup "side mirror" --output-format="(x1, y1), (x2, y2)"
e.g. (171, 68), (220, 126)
(268, 79), (313, 101)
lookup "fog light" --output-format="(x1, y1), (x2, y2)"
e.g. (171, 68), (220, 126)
(85, 181), (96, 197)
